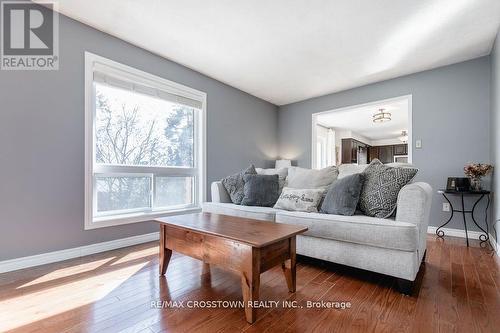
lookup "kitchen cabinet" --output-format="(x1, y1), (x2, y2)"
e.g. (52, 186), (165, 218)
(368, 146), (379, 161)
(341, 138), (369, 164)
(394, 144), (407, 155)
(344, 141), (407, 164)
(378, 146), (394, 164)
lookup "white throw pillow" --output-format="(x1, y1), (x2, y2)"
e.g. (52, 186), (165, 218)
(274, 187), (325, 213)
(286, 166), (338, 189)
(386, 162), (415, 168)
(255, 167), (288, 178)
(337, 164), (369, 179)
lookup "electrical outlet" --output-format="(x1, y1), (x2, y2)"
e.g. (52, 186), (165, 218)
(415, 139), (422, 149)
(442, 202), (450, 212)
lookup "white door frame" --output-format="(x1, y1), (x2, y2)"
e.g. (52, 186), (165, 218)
(311, 95), (413, 169)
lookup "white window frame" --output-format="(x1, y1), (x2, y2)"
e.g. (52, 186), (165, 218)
(84, 52), (206, 230)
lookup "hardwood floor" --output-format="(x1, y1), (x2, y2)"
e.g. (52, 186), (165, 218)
(0, 235), (499, 332)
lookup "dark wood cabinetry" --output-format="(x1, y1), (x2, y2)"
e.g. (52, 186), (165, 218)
(394, 144), (407, 155)
(368, 144), (407, 163)
(341, 138), (369, 164)
(368, 146), (379, 161)
(342, 139), (407, 164)
(377, 145), (394, 164)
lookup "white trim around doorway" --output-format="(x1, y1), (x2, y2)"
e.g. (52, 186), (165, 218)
(311, 94), (413, 169)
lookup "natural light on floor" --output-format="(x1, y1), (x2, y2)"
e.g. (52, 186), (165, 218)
(109, 247), (158, 266)
(16, 257), (116, 289)
(0, 258), (151, 331)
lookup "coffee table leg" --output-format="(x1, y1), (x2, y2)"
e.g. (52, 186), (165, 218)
(282, 236), (296, 292)
(241, 248), (261, 323)
(159, 225), (172, 276)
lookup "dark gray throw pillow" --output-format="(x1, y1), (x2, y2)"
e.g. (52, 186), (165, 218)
(221, 165), (257, 204)
(359, 159), (418, 218)
(241, 174), (280, 207)
(320, 174), (364, 216)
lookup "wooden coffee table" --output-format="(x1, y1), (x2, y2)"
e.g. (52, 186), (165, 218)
(155, 212), (307, 323)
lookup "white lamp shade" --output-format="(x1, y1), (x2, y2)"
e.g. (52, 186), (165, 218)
(275, 159), (292, 169)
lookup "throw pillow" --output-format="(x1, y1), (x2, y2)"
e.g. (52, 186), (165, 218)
(386, 162), (416, 168)
(274, 187), (325, 213)
(255, 167), (288, 178)
(241, 174), (280, 207)
(221, 165), (257, 204)
(337, 164), (369, 179)
(320, 174), (364, 216)
(359, 159), (418, 218)
(287, 166), (338, 189)
(256, 167), (287, 194)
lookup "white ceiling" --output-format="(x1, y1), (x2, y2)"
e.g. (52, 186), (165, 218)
(46, 0), (500, 105)
(316, 99), (408, 140)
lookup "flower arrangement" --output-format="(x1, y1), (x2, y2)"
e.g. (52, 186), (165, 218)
(463, 163), (493, 191)
(463, 163), (493, 179)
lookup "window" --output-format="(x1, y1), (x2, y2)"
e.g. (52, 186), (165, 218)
(85, 52), (206, 229)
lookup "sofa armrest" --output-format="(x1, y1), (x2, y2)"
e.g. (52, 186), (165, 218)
(211, 181), (232, 203)
(396, 182), (433, 227)
(396, 182), (433, 259)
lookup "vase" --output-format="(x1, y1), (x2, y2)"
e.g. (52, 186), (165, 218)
(470, 178), (481, 191)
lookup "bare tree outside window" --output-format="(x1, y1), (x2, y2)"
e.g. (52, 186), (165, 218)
(94, 83), (194, 213)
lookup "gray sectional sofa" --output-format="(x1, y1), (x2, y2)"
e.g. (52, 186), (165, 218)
(203, 164), (432, 293)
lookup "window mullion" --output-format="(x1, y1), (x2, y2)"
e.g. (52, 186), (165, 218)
(150, 173), (155, 211)
(94, 164), (196, 176)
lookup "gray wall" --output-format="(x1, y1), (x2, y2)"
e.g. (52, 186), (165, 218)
(1, 4), (495, 261)
(0, 10), (278, 260)
(491, 30), (500, 248)
(278, 57), (491, 231)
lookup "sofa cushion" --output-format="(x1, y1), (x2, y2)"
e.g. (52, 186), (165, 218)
(337, 163), (416, 180)
(221, 165), (257, 204)
(386, 162), (416, 168)
(338, 164), (369, 179)
(274, 187), (325, 213)
(320, 174), (364, 216)
(256, 168), (287, 194)
(256, 167), (288, 178)
(202, 202), (277, 221)
(360, 159), (418, 218)
(275, 210), (418, 251)
(241, 174), (280, 207)
(287, 166), (338, 189)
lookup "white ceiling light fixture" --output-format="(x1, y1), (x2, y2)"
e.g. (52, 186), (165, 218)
(399, 130), (408, 143)
(372, 109), (391, 123)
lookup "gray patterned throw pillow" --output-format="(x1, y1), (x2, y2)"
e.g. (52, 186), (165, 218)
(221, 165), (257, 204)
(359, 159), (418, 218)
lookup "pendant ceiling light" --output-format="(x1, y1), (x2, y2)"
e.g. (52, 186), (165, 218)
(372, 108), (391, 123)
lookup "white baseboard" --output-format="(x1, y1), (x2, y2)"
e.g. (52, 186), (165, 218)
(427, 226), (486, 240)
(427, 226), (499, 255)
(0, 232), (159, 274)
(490, 234), (500, 256)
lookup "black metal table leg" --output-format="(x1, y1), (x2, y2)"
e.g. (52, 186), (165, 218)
(461, 193), (469, 247)
(436, 193), (454, 238)
(471, 194), (489, 243)
(436, 190), (491, 247)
